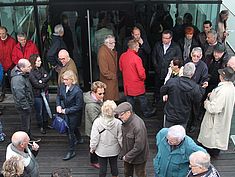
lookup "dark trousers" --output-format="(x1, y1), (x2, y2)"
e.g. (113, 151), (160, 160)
(126, 94), (153, 115)
(0, 69), (11, 95)
(34, 96), (49, 128)
(124, 161), (147, 177)
(65, 115), (79, 152)
(16, 107), (32, 135)
(164, 115), (188, 129)
(98, 155), (118, 177)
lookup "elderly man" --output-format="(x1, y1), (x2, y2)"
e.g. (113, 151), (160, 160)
(153, 125), (206, 177)
(47, 24), (67, 67)
(160, 62), (204, 128)
(6, 131), (40, 177)
(58, 49), (78, 85)
(98, 35), (119, 101)
(186, 151), (220, 177)
(12, 32), (39, 65)
(0, 26), (16, 102)
(114, 102), (149, 177)
(152, 30), (182, 103)
(198, 67), (235, 158)
(119, 39), (155, 118)
(11, 59), (34, 137)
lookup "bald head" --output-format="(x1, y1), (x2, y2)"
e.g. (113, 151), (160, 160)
(227, 56), (235, 71)
(11, 131), (29, 148)
(17, 59), (32, 73)
(58, 49), (70, 66)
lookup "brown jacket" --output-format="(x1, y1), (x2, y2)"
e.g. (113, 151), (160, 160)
(58, 58), (78, 85)
(98, 45), (119, 101)
(121, 113), (149, 164)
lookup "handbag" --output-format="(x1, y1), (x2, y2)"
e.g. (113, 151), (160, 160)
(52, 115), (68, 134)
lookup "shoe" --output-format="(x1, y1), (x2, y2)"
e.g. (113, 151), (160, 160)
(47, 125), (53, 129)
(90, 163), (100, 169)
(62, 151), (76, 161)
(40, 128), (46, 134)
(0, 133), (6, 142)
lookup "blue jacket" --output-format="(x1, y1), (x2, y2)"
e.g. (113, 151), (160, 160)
(153, 128), (205, 177)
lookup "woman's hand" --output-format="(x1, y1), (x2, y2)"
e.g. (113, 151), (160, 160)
(56, 106), (62, 113)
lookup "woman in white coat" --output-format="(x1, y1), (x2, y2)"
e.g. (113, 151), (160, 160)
(90, 100), (122, 177)
(198, 67), (235, 157)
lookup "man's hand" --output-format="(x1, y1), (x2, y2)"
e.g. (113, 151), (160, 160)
(31, 142), (39, 151)
(202, 81), (208, 88)
(56, 106), (62, 113)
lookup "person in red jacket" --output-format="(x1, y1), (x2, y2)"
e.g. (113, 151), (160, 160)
(0, 26), (16, 102)
(12, 32), (39, 65)
(119, 39), (156, 118)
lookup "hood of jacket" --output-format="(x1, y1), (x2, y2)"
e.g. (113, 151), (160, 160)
(11, 65), (26, 78)
(178, 76), (195, 92)
(84, 91), (102, 105)
(98, 115), (117, 130)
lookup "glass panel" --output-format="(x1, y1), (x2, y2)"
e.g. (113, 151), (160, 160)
(1, 0), (33, 2)
(0, 6), (14, 35)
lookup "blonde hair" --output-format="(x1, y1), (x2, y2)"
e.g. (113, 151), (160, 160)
(101, 100), (117, 117)
(91, 81), (107, 93)
(1, 156), (24, 177)
(62, 70), (78, 84)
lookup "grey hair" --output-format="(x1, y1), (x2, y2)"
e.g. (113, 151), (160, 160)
(189, 151), (211, 169)
(104, 34), (115, 43)
(54, 24), (64, 35)
(167, 125), (186, 141)
(17, 32), (27, 38)
(207, 29), (217, 39)
(101, 100), (117, 117)
(183, 62), (196, 78)
(191, 47), (203, 55)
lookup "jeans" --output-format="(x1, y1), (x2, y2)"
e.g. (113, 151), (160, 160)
(34, 95), (49, 128)
(124, 161), (147, 177)
(16, 107), (32, 135)
(126, 94), (153, 115)
(98, 155), (118, 177)
(0, 69), (11, 95)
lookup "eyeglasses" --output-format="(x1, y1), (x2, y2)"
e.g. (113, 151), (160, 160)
(97, 92), (105, 95)
(192, 54), (201, 58)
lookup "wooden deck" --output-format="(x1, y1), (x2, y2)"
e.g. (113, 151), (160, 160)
(0, 94), (235, 176)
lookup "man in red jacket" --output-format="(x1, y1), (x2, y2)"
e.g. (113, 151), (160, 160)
(0, 26), (16, 102)
(12, 32), (39, 65)
(119, 39), (156, 118)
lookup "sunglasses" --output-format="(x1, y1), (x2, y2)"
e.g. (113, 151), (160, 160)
(97, 92), (105, 95)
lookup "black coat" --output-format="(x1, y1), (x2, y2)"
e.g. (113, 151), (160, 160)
(29, 67), (50, 97)
(56, 84), (83, 123)
(152, 41), (182, 79)
(161, 76), (204, 124)
(47, 35), (67, 66)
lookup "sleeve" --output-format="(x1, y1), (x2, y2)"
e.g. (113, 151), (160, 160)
(152, 43), (158, 67)
(86, 104), (101, 122)
(89, 119), (100, 151)
(160, 81), (170, 97)
(117, 121), (123, 148)
(175, 44), (182, 58)
(187, 136), (206, 155)
(98, 49), (116, 80)
(29, 72), (46, 89)
(11, 76), (30, 109)
(65, 89), (84, 114)
(204, 89), (225, 114)
(33, 43), (39, 55)
(47, 42), (60, 66)
(119, 55), (123, 72)
(141, 39), (151, 55)
(135, 58), (146, 81)
(56, 86), (62, 107)
(12, 47), (19, 65)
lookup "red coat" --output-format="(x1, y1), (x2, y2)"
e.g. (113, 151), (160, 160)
(12, 40), (39, 65)
(119, 49), (146, 96)
(0, 35), (16, 71)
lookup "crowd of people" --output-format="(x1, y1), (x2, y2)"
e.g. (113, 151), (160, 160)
(0, 8), (234, 177)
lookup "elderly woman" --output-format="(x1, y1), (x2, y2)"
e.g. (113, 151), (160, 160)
(84, 81), (107, 168)
(198, 67), (235, 158)
(186, 151), (220, 177)
(217, 10), (229, 43)
(90, 100), (122, 177)
(29, 54), (50, 134)
(154, 125), (205, 177)
(56, 70), (83, 161)
(1, 156), (24, 177)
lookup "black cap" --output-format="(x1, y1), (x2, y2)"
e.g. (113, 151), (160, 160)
(214, 43), (226, 53)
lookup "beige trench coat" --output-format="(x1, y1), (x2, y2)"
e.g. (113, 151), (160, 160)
(98, 44), (119, 101)
(198, 81), (235, 150)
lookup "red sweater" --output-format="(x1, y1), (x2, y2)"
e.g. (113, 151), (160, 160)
(119, 49), (146, 96)
(0, 35), (16, 71)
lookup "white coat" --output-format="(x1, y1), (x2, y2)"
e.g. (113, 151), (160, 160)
(198, 81), (235, 150)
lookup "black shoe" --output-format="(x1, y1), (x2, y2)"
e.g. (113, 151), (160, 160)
(74, 138), (84, 145)
(47, 125), (53, 129)
(0, 94), (5, 102)
(40, 128), (46, 134)
(62, 151), (76, 161)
